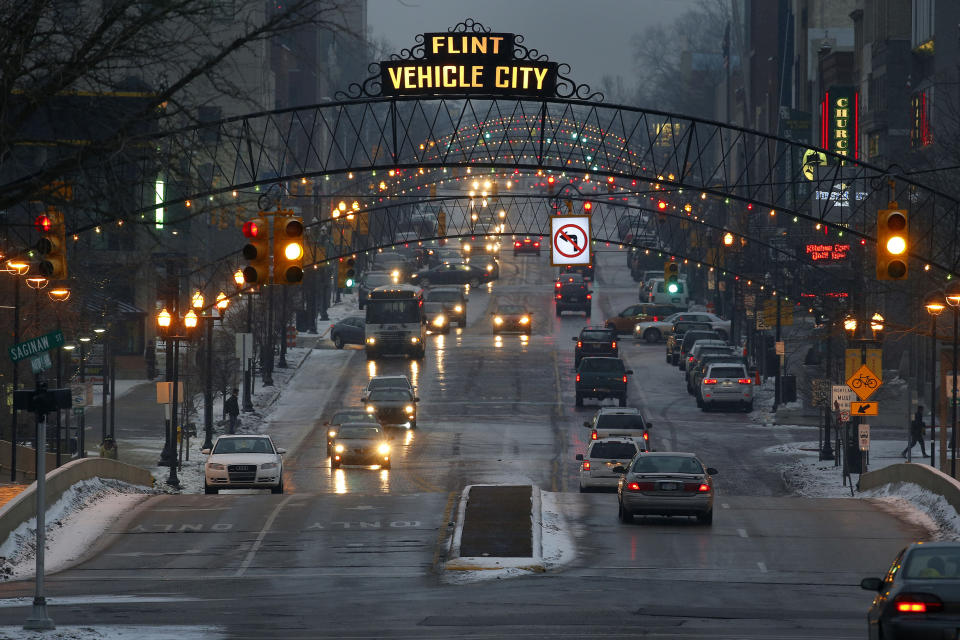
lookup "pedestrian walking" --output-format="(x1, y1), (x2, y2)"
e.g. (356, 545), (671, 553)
(902, 406), (928, 458)
(224, 388), (240, 434)
(99, 436), (118, 459)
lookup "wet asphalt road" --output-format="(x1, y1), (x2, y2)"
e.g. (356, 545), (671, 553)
(0, 248), (925, 638)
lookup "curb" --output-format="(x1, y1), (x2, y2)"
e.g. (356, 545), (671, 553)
(445, 484), (544, 572)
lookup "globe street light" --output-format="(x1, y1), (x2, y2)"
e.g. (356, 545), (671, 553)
(156, 308), (198, 488)
(945, 282), (960, 477)
(926, 295), (946, 468)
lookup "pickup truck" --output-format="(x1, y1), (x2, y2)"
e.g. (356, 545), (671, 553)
(572, 327), (618, 367)
(575, 357), (632, 408)
(555, 274), (592, 317)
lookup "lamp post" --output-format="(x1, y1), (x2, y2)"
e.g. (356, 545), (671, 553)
(199, 292), (230, 451)
(945, 283), (960, 477)
(234, 269), (255, 413)
(156, 307), (198, 488)
(926, 295), (946, 468)
(48, 287), (70, 467)
(4, 260), (28, 482)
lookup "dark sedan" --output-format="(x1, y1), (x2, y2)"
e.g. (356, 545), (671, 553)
(862, 541), (960, 639)
(513, 236), (542, 256)
(408, 262), (491, 287)
(329, 316), (365, 349)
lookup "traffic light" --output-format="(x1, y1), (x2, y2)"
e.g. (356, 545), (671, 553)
(273, 214), (304, 284)
(664, 260), (680, 294)
(876, 207), (908, 280)
(547, 175), (555, 195)
(337, 256), (356, 288)
(242, 217), (270, 284)
(35, 208), (67, 279)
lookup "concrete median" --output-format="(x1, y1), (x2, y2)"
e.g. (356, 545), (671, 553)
(859, 462), (960, 514)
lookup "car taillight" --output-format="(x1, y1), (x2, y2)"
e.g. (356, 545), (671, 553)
(894, 593), (944, 613)
(643, 432), (649, 442)
(577, 341), (582, 348)
(698, 483), (711, 492)
(688, 355), (695, 361)
(703, 378), (717, 384)
(582, 461), (591, 470)
(652, 316), (658, 321)
(555, 282), (561, 288)
(515, 242), (521, 248)
(586, 294), (592, 299)
(738, 378), (752, 384)
(628, 482), (655, 491)
(576, 374), (581, 382)
(611, 341), (617, 349)
(556, 294), (562, 300)
(533, 242), (540, 248)
(622, 375), (628, 383)
(591, 430), (598, 440)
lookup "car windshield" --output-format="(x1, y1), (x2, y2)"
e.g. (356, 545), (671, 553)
(595, 414), (645, 429)
(364, 273), (394, 287)
(709, 366), (747, 379)
(578, 359), (624, 373)
(903, 547), (960, 579)
(632, 456), (704, 474)
(589, 442), (638, 459)
(697, 347), (732, 358)
(580, 330), (613, 342)
(212, 437), (274, 454)
(368, 378), (409, 391)
(426, 290), (461, 302)
(497, 306), (526, 315)
(331, 411), (376, 424)
(368, 389), (413, 401)
(366, 300), (421, 324)
(337, 426), (382, 439)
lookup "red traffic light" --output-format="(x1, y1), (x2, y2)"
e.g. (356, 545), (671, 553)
(35, 215), (52, 233)
(242, 220), (261, 238)
(547, 176), (555, 184)
(607, 176), (615, 184)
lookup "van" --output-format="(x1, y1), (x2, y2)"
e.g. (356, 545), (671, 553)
(644, 278), (689, 306)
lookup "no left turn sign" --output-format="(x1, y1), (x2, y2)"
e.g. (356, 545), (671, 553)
(551, 215), (591, 265)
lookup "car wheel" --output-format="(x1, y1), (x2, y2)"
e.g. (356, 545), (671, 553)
(332, 461), (341, 469)
(459, 318), (467, 328)
(333, 335), (344, 349)
(744, 401), (754, 413)
(696, 510), (713, 525)
(443, 324), (451, 334)
(579, 484), (588, 493)
(575, 393), (584, 408)
(584, 310), (591, 319)
(469, 277), (481, 287)
(359, 301), (365, 310)
(695, 395), (703, 408)
(702, 402), (712, 412)
(618, 395), (627, 407)
(618, 500), (633, 523)
(382, 461), (391, 470)
(204, 484), (218, 495)
(410, 419), (417, 429)
(644, 329), (661, 343)
(555, 308), (562, 317)
(271, 481), (284, 495)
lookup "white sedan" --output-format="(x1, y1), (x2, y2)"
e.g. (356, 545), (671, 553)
(634, 311), (731, 343)
(202, 435), (286, 494)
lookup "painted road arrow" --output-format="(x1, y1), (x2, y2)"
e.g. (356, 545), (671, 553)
(851, 401), (878, 416)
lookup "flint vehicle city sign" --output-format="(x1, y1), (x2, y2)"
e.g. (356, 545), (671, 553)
(381, 32), (558, 97)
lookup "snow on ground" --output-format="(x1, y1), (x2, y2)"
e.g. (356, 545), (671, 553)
(0, 625), (225, 639)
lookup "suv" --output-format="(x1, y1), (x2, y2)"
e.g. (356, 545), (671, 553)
(700, 362), (754, 412)
(576, 437), (642, 492)
(555, 274), (592, 317)
(573, 327), (618, 367)
(575, 357), (632, 408)
(424, 287), (467, 329)
(605, 303), (682, 335)
(678, 330), (723, 371)
(559, 264), (595, 282)
(683, 341), (731, 381)
(666, 321), (712, 364)
(691, 354), (747, 401)
(583, 407), (651, 449)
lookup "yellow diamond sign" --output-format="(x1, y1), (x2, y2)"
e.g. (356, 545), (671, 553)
(846, 364), (882, 401)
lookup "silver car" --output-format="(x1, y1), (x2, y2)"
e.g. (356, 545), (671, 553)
(202, 435), (286, 495)
(331, 423), (391, 470)
(699, 362), (754, 412)
(576, 437), (641, 492)
(616, 452), (717, 525)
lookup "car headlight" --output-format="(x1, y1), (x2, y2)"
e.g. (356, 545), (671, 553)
(494, 316), (503, 325)
(366, 405), (375, 412)
(366, 337), (376, 344)
(454, 305), (463, 313)
(433, 315), (446, 326)
(391, 269), (400, 278)
(260, 462), (278, 471)
(410, 336), (420, 343)
(328, 429), (337, 438)
(207, 463), (225, 471)
(486, 263), (494, 271)
(463, 244), (471, 252)
(520, 316), (530, 324)
(335, 444), (345, 453)
(485, 244), (493, 251)
(405, 405), (415, 414)
(378, 443), (391, 455)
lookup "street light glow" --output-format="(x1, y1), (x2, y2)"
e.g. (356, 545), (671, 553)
(184, 309), (199, 329)
(157, 309), (172, 328)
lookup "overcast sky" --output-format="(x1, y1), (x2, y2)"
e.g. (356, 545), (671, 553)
(367, 0), (699, 95)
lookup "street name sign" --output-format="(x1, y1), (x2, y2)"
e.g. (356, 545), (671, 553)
(8, 330), (65, 363)
(30, 352), (52, 374)
(846, 364), (882, 401)
(851, 401), (878, 416)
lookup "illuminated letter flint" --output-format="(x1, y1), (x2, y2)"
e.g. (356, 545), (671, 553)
(431, 35), (444, 54)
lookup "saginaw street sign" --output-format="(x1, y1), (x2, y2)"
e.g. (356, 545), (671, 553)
(381, 32), (558, 97)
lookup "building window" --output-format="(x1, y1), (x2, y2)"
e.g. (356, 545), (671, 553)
(912, 0), (935, 53)
(911, 87), (933, 148)
(868, 134), (880, 159)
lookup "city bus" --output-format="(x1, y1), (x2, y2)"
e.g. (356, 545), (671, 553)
(364, 284), (426, 359)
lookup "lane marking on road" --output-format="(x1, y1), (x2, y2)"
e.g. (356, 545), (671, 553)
(235, 494), (293, 577)
(721, 503), (730, 509)
(757, 562), (767, 573)
(737, 528), (748, 538)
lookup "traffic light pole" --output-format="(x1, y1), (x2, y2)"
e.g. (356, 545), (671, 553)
(23, 383), (54, 631)
(263, 286), (274, 386)
(242, 294), (254, 412)
(9, 277), (19, 482)
(278, 287), (288, 368)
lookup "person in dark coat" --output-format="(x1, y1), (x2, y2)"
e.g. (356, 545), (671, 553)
(224, 389), (240, 434)
(902, 406), (927, 458)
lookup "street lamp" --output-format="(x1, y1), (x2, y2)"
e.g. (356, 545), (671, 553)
(945, 283), (960, 477)
(5, 260), (29, 275)
(155, 307), (198, 487)
(926, 295), (946, 468)
(201, 294), (230, 451)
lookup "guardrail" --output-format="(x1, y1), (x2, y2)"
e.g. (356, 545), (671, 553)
(0, 458), (155, 549)
(859, 462), (960, 514)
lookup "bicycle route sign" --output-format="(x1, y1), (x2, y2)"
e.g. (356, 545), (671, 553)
(846, 363), (882, 401)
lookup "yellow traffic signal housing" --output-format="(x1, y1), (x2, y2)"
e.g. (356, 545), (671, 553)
(36, 208), (67, 279)
(337, 256), (356, 288)
(273, 215), (304, 284)
(242, 217), (270, 284)
(876, 207), (908, 280)
(664, 260), (680, 293)
(437, 210), (446, 235)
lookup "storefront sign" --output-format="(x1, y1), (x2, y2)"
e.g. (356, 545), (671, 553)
(821, 86), (858, 159)
(805, 243), (850, 262)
